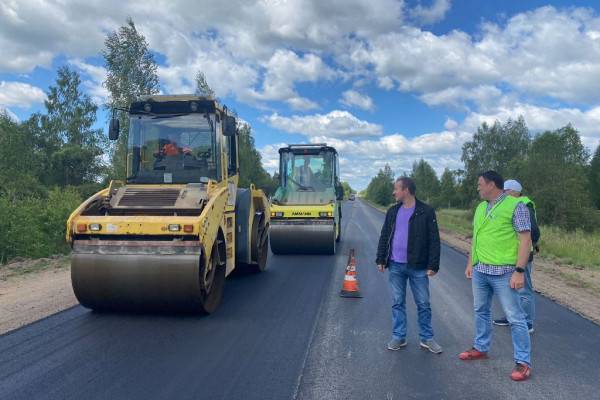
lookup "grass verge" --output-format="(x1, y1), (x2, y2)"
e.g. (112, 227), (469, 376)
(0, 255), (70, 281)
(437, 209), (600, 271)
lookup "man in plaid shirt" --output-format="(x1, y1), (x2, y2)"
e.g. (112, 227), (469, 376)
(459, 171), (532, 382)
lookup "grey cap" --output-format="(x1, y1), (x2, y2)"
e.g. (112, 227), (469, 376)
(504, 179), (522, 193)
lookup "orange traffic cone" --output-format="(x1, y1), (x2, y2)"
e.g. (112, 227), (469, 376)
(340, 249), (362, 298)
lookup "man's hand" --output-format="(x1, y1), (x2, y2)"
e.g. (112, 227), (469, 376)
(510, 271), (525, 289)
(427, 269), (437, 277)
(465, 253), (473, 279)
(465, 264), (473, 279)
(377, 264), (385, 273)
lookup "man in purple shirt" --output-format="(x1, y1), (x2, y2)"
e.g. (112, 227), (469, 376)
(376, 177), (442, 354)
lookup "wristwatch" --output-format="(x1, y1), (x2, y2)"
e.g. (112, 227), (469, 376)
(515, 266), (526, 273)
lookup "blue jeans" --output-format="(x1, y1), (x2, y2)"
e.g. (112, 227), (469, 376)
(472, 269), (531, 366)
(388, 261), (433, 341)
(498, 261), (536, 325)
(521, 261), (536, 325)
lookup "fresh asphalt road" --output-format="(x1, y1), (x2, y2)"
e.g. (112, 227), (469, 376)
(1, 199), (599, 400)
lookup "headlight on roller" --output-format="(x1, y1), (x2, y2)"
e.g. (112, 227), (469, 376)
(168, 224), (181, 232)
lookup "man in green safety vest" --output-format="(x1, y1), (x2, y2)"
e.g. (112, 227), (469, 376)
(493, 179), (540, 333)
(459, 171), (532, 382)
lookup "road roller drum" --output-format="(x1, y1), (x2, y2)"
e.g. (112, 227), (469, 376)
(270, 219), (336, 254)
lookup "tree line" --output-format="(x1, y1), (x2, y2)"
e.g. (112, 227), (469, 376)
(365, 117), (600, 231)
(0, 18), (275, 264)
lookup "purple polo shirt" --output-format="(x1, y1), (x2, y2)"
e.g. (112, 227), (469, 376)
(391, 205), (415, 263)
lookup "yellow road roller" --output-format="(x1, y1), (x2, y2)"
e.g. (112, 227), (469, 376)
(66, 95), (269, 313)
(269, 144), (343, 254)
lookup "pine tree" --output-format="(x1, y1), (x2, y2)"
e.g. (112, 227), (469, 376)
(38, 66), (106, 186)
(238, 123), (277, 194)
(438, 168), (458, 208)
(102, 17), (160, 179)
(366, 164), (394, 206)
(410, 159), (440, 204)
(588, 144), (600, 209)
(195, 71), (215, 98)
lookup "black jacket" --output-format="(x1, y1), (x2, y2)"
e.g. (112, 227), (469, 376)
(375, 199), (441, 271)
(527, 202), (541, 262)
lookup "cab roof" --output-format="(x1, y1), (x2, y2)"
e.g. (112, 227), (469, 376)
(279, 143), (338, 155)
(129, 95), (227, 115)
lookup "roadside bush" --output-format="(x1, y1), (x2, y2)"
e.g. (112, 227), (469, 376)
(0, 187), (82, 264)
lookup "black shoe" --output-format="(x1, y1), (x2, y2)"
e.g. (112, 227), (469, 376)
(528, 323), (534, 334)
(493, 318), (510, 326)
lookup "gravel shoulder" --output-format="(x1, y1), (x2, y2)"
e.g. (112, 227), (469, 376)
(440, 229), (600, 325)
(0, 257), (76, 335)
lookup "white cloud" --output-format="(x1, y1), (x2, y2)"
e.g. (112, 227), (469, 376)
(477, 6), (600, 104)
(351, 6), (600, 107)
(285, 97), (319, 111)
(157, 42), (260, 102)
(420, 85), (503, 109)
(4, 2), (600, 112)
(69, 59), (109, 105)
(461, 102), (600, 151)
(409, 0), (452, 25)
(264, 110), (383, 137)
(259, 142), (288, 174)
(444, 117), (458, 130)
(311, 130), (470, 158)
(340, 90), (374, 111)
(0, 0), (114, 72)
(0, 81), (46, 108)
(0, 0), (405, 108)
(249, 50), (336, 110)
(377, 76), (395, 90)
(350, 27), (499, 94)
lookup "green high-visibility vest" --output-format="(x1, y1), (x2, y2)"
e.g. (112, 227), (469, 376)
(517, 195), (537, 249)
(472, 195), (520, 266)
(517, 196), (536, 217)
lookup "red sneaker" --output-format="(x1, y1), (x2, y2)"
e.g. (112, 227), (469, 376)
(458, 347), (488, 361)
(510, 363), (531, 381)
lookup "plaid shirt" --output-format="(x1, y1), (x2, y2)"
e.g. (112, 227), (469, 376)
(474, 193), (531, 275)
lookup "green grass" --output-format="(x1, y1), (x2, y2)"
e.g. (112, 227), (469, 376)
(436, 208), (600, 271)
(436, 209), (472, 237)
(0, 256), (70, 281)
(538, 226), (600, 270)
(360, 197), (391, 213)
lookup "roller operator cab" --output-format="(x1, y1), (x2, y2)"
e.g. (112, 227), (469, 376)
(66, 95), (270, 314)
(269, 144), (343, 254)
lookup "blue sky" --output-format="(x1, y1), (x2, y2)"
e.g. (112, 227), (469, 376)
(1, 0), (600, 189)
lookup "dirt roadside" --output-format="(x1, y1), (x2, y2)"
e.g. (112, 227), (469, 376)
(440, 229), (600, 325)
(0, 257), (77, 335)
